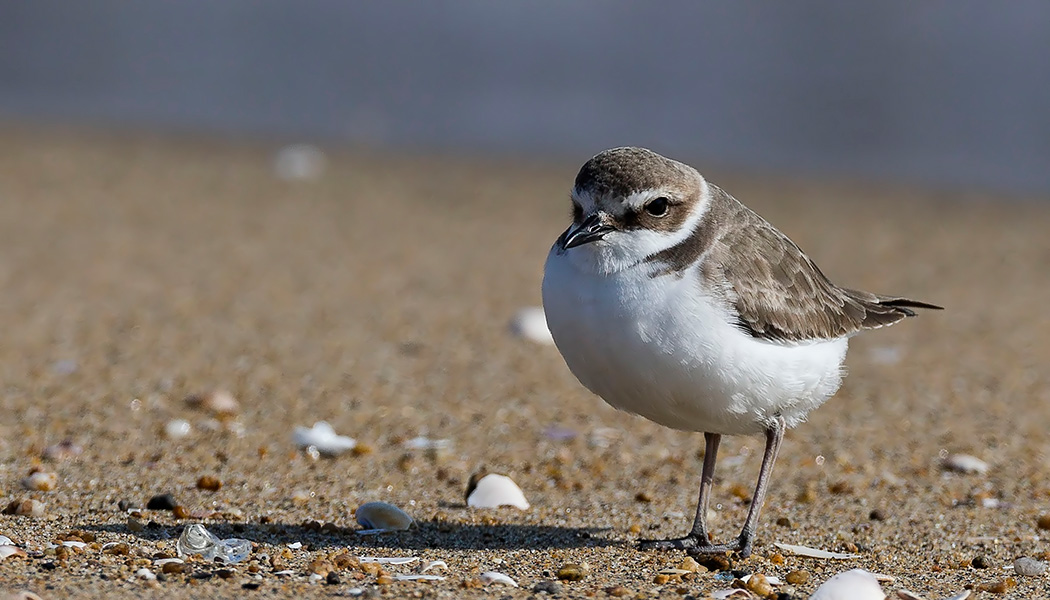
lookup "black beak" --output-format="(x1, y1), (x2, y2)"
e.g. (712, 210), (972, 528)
(558, 213), (615, 252)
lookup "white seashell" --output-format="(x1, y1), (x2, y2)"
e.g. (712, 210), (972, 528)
(810, 569), (886, 600)
(943, 454), (989, 475)
(136, 568), (157, 581)
(401, 436), (452, 451)
(479, 571), (518, 587)
(773, 542), (859, 559)
(422, 560), (448, 572)
(509, 307), (555, 345)
(293, 421), (356, 456)
(22, 471), (57, 492)
(273, 144), (327, 181)
(394, 574), (445, 581)
(0, 536), (13, 546)
(467, 474), (530, 510)
(154, 558), (184, 566)
(358, 556), (419, 565)
(0, 545), (28, 561)
(287, 542), (303, 549)
(273, 570), (296, 576)
(896, 591), (971, 600)
(354, 502), (415, 531)
(309, 573), (324, 583)
(164, 419), (193, 439)
(60, 541), (87, 549)
(742, 573), (782, 585)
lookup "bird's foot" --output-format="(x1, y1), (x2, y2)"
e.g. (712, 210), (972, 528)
(639, 532), (755, 558)
(638, 534), (738, 555)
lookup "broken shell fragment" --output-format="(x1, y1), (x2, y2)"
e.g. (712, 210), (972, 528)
(509, 307), (555, 345)
(0, 545), (28, 561)
(293, 422), (356, 456)
(810, 569), (886, 600)
(773, 542), (859, 560)
(943, 454), (989, 475)
(354, 502), (415, 532)
(22, 471), (57, 492)
(480, 571), (518, 587)
(466, 473), (530, 510)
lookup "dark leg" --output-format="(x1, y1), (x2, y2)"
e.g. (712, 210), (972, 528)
(639, 432), (735, 552)
(731, 416), (786, 558)
(638, 417), (787, 558)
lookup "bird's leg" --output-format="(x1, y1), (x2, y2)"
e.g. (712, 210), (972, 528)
(639, 432), (732, 552)
(730, 416), (786, 558)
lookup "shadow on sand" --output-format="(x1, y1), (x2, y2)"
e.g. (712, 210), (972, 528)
(87, 519), (622, 551)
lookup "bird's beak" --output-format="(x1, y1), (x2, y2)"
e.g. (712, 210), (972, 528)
(558, 213), (615, 252)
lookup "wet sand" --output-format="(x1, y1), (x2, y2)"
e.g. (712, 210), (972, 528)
(1, 127), (1049, 598)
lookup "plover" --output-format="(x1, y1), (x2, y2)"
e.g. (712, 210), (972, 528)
(542, 147), (940, 557)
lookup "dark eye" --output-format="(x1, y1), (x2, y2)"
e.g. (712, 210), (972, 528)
(644, 197), (670, 217)
(572, 203), (583, 222)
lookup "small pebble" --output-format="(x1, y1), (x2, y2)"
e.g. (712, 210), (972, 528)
(242, 582), (261, 590)
(971, 555), (992, 569)
(605, 586), (630, 597)
(197, 476), (222, 492)
(776, 516), (793, 527)
(975, 577), (1016, 593)
(3, 499), (45, 518)
(869, 508), (889, 521)
(127, 516), (146, 532)
(944, 453), (990, 475)
(785, 570), (810, 585)
(532, 580), (564, 594)
(745, 573), (774, 596)
(21, 471), (57, 492)
(354, 501), (414, 531)
(326, 572), (341, 585)
(147, 494), (178, 510)
(691, 553), (732, 571)
(556, 563), (590, 581)
(1013, 557), (1047, 576)
(1037, 514), (1050, 530)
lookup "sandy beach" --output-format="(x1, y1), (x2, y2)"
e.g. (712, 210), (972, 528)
(1, 127), (1049, 598)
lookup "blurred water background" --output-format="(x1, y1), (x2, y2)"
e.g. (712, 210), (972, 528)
(1, 1), (1047, 194)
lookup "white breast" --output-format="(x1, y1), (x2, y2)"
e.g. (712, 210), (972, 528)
(542, 245), (848, 436)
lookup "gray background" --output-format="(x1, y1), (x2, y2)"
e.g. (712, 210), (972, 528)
(1, 1), (1047, 193)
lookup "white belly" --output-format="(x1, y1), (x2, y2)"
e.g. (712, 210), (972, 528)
(542, 248), (848, 436)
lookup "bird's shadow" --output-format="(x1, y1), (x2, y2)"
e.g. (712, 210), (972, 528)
(86, 519), (620, 551)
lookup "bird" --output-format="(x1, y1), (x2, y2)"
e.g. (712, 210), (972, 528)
(541, 147), (941, 558)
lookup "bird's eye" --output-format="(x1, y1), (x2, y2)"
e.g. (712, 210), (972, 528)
(644, 197), (670, 217)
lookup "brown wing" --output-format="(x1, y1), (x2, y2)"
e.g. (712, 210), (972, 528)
(705, 196), (941, 343)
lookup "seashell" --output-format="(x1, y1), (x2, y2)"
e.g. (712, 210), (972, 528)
(273, 144), (327, 181)
(22, 471), (57, 492)
(0, 536), (13, 546)
(809, 569), (886, 600)
(466, 473), (530, 510)
(185, 390), (240, 415)
(154, 558), (184, 566)
(0, 545), (28, 561)
(136, 568), (157, 580)
(42, 439), (83, 462)
(480, 571), (518, 587)
(422, 560), (448, 572)
(394, 574), (445, 581)
(4, 499), (45, 518)
(354, 503), (415, 532)
(358, 556), (419, 565)
(293, 422), (356, 456)
(509, 307), (555, 345)
(773, 542), (859, 559)
(164, 419), (193, 439)
(401, 436), (452, 451)
(943, 453), (989, 475)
